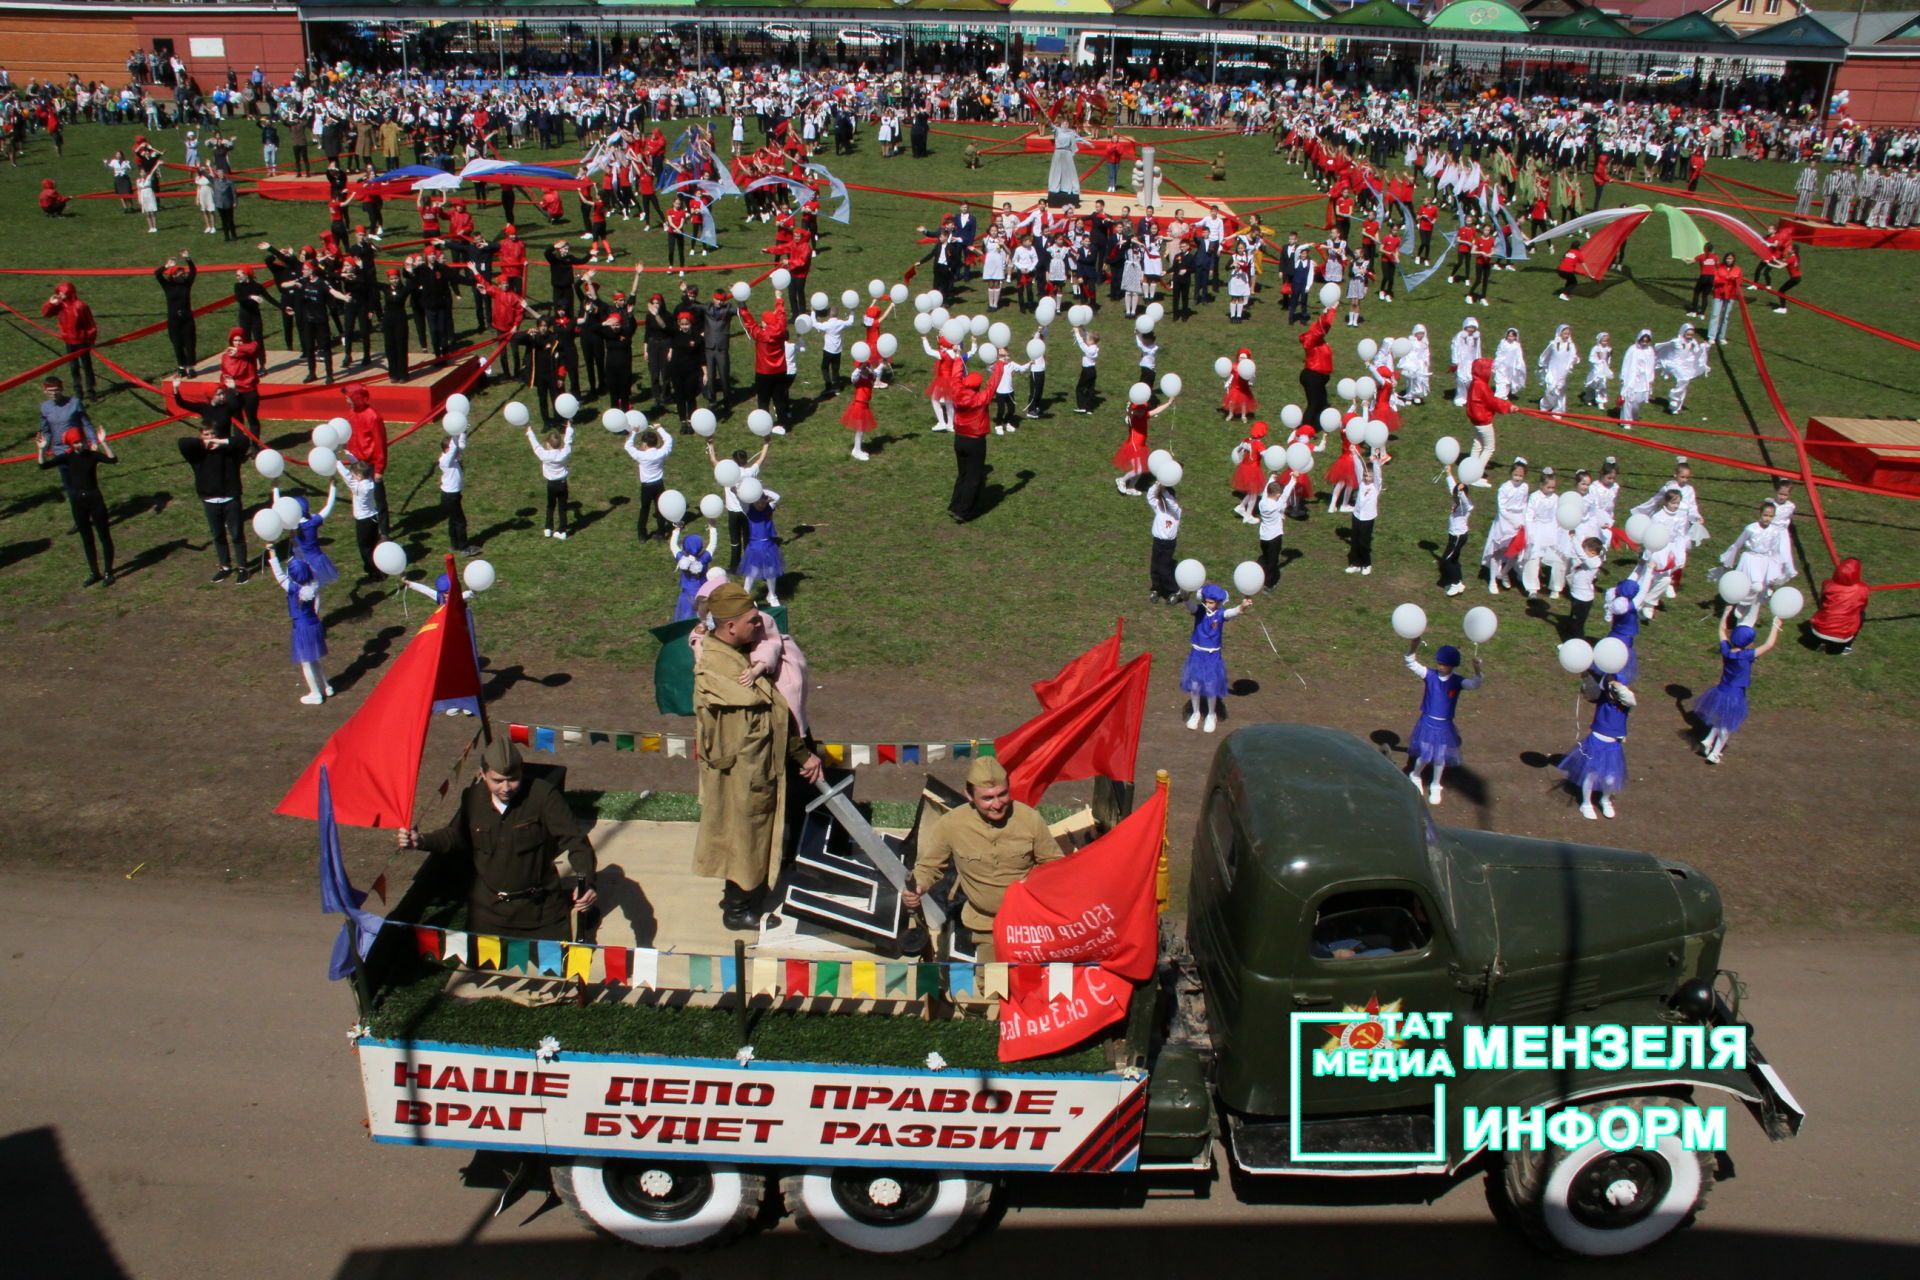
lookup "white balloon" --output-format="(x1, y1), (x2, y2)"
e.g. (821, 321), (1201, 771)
(1280, 404), (1304, 430)
(1147, 449), (1173, 475)
(868, 278), (886, 299)
(1262, 445), (1286, 471)
(1455, 456), (1485, 486)
(656, 490), (688, 524)
(1035, 297), (1057, 325)
(503, 401), (531, 427)
(816, 291), (833, 312)
(1770, 586), (1805, 619)
(714, 459), (742, 487)
(1557, 638), (1595, 674)
(851, 341), (872, 364)
(1233, 561), (1266, 598)
(326, 418), (351, 447)
(444, 394), (471, 417)
(1174, 559), (1207, 594)
(890, 283), (909, 304)
(968, 313), (990, 337)
(554, 393), (580, 420)
(254, 449), (286, 479)
(927, 291), (945, 309)
(842, 289), (861, 310)
(1391, 603), (1428, 639)
(1624, 512), (1651, 544)
(310, 425), (334, 451)
(793, 314), (815, 335)
(1717, 569), (1752, 605)
(1135, 314), (1155, 335)
(602, 408), (627, 432)
(1128, 382), (1151, 405)
(1159, 372), (1183, 398)
(1319, 282), (1341, 308)
(1337, 377), (1357, 402)
(1642, 523), (1672, 552)
(1286, 442), (1314, 474)
(747, 409), (774, 437)
(690, 408), (717, 437)
(768, 268), (791, 291)
(1214, 356), (1234, 380)
(463, 559), (497, 593)
(1344, 422), (1366, 446)
(941, 317), (969, 345)
(731, 281), (752, 303)
(699, 493), (725, 521)
(877, 333), (899, 359)
(930, 306), (950, 327)
(1145, 302), (1165, 324)
(371, 540), (407, 576)
(251, 508), (285, 542)
(1358, 338), (1379, 362)
(736, 476), (764, 505)
(272, 495), (304, 529)
(1156, 460), (1184, 488)
(1356, 375), (1377, 401)
(976, 343), (998, 365)
(988, 322), (1013, 349)
(1592, 636), (1631, 674)
(1557, 491), (1586, 531)
(308, 446), (338, 477)
(913, 313), (935, 335)
(1435, 436), (1461, 465)
(1068, 304), (1093, 328)
(1463, 606), (1498, 644)
(1319, 408), (1344, 432)
(1026, 338), (1047, 360)
(1236, 358), (1256, 381)
(442, 411), (469, 437)
(626, 410), (647, 432)
(1363, 421), (1389, 450)
(1392, 337), (1414, 359)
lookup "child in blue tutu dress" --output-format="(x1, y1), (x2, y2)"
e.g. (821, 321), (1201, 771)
(276, 484), (339, 588)
(670, 524), (716, 622)
(1182, 584), (1253, 734)
(738, 488), (785, 608)
(1600, 578), (1640, 685)
(267, 546), (332, 705)
(1403, 639), (1485, 807)
(1563, 673), (1637, 820)
(1694, 612), (1784, 765)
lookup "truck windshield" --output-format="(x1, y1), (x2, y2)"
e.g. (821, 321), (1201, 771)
(1422, 812), (1460, 934)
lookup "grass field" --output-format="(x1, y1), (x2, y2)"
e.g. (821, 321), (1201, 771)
(4, 120), (1917, 725)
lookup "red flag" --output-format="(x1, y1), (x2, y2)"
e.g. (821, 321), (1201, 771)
(995, 653), (1151, 807)
(1572, 210), (1649, 280)
(1030, 620), (1123, 711)
(276, 558), (484, 828)
(995, 782), (1168, 1062)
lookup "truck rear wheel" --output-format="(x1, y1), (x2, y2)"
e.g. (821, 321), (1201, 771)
(781, 1167), (995, 1257)
(1487, 1096), (1714, 1258)
(553, 1158), (764, 1250)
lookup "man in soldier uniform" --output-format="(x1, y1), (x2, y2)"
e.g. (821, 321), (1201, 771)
(398, 738), (597, 941)
(904, 757), (1064, 962)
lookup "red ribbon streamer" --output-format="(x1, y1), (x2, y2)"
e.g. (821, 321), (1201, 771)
(1736, 289), (1840, 574)
(1749, 283), (1920, 353)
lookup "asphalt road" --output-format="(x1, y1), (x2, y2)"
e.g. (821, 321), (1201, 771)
(4, 869), (1916, 1280)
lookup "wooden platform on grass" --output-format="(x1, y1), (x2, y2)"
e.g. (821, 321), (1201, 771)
(1805, 417), (1920, 494)
(165, 347), (481, 422)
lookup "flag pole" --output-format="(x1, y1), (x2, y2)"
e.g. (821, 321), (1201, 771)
(1154, 769), (1170, 913)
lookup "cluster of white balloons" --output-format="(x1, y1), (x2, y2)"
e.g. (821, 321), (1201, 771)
(1392, 603), (1501, 647)
(1214, 355), (1257, 382)
(1356, 337), (1415, 365)
(1342, 418), (1391, 451)
(1558, 637), (1631, 675)
(601, 407), (648, 434)
(1620, 512), (1673, 553)
(250, 492), (308, 543)
(1145, 448), (1183, 489)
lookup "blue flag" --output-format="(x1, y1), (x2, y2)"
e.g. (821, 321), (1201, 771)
(318, 767), (386, 980)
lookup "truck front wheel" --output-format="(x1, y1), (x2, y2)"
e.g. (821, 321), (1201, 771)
(782, 1167), (995, 1257)
(1487, 1096), (1714, 1258)
(553, 1158), (765, 1250)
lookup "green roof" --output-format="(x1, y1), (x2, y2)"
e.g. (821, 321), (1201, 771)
(1738, 14), (1852, 46)
(905, 0), (1010, 10)
(1637, 13), (1736, 42)
(1534, 9), (1635, 39)
(1008, 0), (1115, 12)
(698, 0), (797, 8)
(1427, 0), (1530, 32)
(1332, 0), (1426, 29)
(799, 0), (908, 9)
(1224, 0), (1324, 23)
(1121, 0), (1214, 16)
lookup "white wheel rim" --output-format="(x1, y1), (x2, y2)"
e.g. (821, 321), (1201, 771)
(800, 1169), (971, 1255)
(566, 1159), (748, 1248)
(1540, 1128), (1702, 1257)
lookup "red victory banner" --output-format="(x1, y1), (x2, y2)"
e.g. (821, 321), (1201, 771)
(996, 780), (1167, 1062)
(995, 651), (1151, 807)
(1029, 619), (1123, 712)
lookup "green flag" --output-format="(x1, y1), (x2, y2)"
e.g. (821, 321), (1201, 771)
(651, 606), (793, 718)
(1658, 205), (1707, 265)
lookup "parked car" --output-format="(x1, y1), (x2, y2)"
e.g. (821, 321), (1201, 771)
(837, 27), (900, 50)
(764, 23), (810, 44)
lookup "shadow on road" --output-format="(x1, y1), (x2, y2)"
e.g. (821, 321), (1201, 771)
(0, 1126), (132, 1280)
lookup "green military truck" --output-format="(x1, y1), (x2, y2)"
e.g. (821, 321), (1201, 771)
(351, 723), (1802, 1259)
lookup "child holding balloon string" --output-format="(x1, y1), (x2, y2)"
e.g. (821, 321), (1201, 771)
(1563, 672), (1637, 820)
(340, 457), (384, 579)
(1219, 350), (1257, 423)
(1400, 628), (1485, 806)
(1437, 460), (1473, 596)
(1229, 422), (1270, 523)
(1114, 390), (1178, 495)
(265, 546), (333, 706)
(669, 522), (718, 622)
(1182, 583), (1253, 734)
(1344, 448), (1386, 575)
(273, 483), (340, 589)
(737, 484), (785, 608)
(1692, 611), (1785, 765)
(527, 423), (575, 540)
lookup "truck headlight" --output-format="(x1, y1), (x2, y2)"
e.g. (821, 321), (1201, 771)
(1669, 978), (1714, 1022)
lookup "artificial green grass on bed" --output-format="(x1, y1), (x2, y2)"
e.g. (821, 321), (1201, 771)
(366, 959), (1115, 1075)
